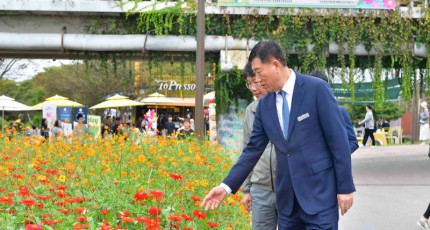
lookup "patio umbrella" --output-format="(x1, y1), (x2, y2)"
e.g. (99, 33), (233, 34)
(140, 92), (174, 105)
(90, 94), (144, 109)
(0, 95), (38, 131)
(33, 95), (83, 109)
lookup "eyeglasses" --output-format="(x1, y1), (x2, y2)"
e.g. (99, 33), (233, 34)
(246, 81), (261, 89)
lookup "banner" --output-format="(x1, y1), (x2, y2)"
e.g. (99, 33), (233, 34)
(218, 0), (396, 9)
(42, 104), (57, 131)
(58, 107), (73, 137)
(73, 107), (88, 125)
(208, 103), (217, 143)
(87, 115), (101, 139)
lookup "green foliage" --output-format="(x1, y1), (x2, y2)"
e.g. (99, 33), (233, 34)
(214, 66), (253, 115)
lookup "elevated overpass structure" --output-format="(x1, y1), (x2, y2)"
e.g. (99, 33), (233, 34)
(0, 0), (428, 59)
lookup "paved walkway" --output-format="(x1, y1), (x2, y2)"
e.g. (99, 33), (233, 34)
(339, 144), (430, 230)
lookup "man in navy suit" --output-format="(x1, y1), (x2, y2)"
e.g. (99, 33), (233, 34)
(202, 40), (355, 229)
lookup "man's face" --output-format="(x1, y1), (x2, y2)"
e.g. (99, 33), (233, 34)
(246, 76), (268, 100)
(251, 57), (278, 92)
(107, 118), (112, 124)
(78, 118), (84, 124)
(184, 121), (190, 129)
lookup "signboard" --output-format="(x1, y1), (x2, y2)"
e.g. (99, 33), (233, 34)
(42, 104), (57, 131)
(87, 115), (101, 139)
(58, 107), (73, 137)
(73, 107), (88, 125)
(218, 0), (396, 9)
(330, 78), (400, 100)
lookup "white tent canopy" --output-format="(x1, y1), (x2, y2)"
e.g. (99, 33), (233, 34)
(0, 95), (37, 111)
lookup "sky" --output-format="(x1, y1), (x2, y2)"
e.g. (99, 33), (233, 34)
(3, 59), (76, 82)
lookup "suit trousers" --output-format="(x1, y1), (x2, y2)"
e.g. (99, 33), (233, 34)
(250, 187), (278, 230)
(278, 195), (339, 230)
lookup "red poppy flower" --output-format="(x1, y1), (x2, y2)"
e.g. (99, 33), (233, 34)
(0, 197), (13, 205)
(168, 214), (182, 222)
(149, 190), (164, 200)
(76, 215), (88, 222)
(137, 216), (150, 223)
(36, 203), (44, 209)
(134, 192), (148, 201)
(38, 195), (51, 201)
(73, 224), (89, 230)
(120, 216), (135, 223)
(183, 228), (193, 230)
(169, 173), (183, 180)
(46, 169), (58, 175)
(26, 224), (43, 230)
(18, 186), (30, 196)
(101, 209), (110, 215)
(42, 220), (62, 225)
(58, 208), (72, 214)
(75, 207), (87, 213)
(118, 210), (130, 218)
(182, 214), (193, 221)
(148, 206), (162, 216)
(12, 174), (23, 179)
(190, 196), (201, 202)
(207, 222), (219, 228)
(192, 210), (206, 219)
(21, 198), (36, 206)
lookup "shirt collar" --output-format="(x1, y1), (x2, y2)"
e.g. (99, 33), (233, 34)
(277, 69), (296, 95)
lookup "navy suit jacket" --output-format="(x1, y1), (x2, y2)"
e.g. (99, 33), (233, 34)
(223, 72), (356, 216)
(339, 106), (359, 154)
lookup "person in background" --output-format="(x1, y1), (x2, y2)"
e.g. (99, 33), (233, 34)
(359, 104), (376, 148)
(177, 118), (195, 140)
(240, 62), (277, 230)
(417, 203), (430, 229)
(40, 118), (49, 140)
(111, 117), (122, 136)
(309, 70), (358, 154)
(73, 114), (89, 140)
(164, 115), (176, 137)
(419, 101), (430, 145)
(101, 116), (113, 138)
(51, 120), (64, 140)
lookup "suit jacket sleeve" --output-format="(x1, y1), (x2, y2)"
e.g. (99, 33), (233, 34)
(339, 106), (359, 154)
(317, 82), (355, 194)
(223, 101), (269, 194)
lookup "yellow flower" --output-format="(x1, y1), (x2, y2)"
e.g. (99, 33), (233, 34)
(59, 175), (66, 183)
(138, 154), (146, 163)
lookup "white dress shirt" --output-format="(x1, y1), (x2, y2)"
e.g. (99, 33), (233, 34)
(276, 70), (296, 134)
(220, 70), (296, 195)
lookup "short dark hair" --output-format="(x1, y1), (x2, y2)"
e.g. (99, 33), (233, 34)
(243, 62), (254, 79)
(366, 104), (373, 110)
(77, 114), (83, 120)
(115, 117), (121, 121)
(106, 116), (112, 120)
(248, 40), (287, 66)
(54, 120), (61, 128)
(309, 70), (328, 83)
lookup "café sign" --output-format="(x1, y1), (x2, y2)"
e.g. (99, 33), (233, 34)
(157, 80), (196, 91)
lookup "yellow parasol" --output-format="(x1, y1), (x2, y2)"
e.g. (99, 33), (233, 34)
(90, 94), (144, 109)
(33, 95), (83, 109)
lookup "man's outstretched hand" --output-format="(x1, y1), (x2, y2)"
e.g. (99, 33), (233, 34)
(201, 186), (228, 211)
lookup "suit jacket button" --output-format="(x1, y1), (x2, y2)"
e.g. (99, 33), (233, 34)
(287, 153), (292, 157)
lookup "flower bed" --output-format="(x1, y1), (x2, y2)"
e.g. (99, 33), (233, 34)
(0, 133), (250, 229)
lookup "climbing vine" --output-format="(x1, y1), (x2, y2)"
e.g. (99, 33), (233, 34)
(82, 2), (430, 112)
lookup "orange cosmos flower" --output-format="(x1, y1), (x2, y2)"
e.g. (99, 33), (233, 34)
(149, 190), (164, 200)
(58, 209), (72, 214)
(38, 195), (51, 201)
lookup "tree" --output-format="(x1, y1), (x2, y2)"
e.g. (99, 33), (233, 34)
(0, 59), (18, 79)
